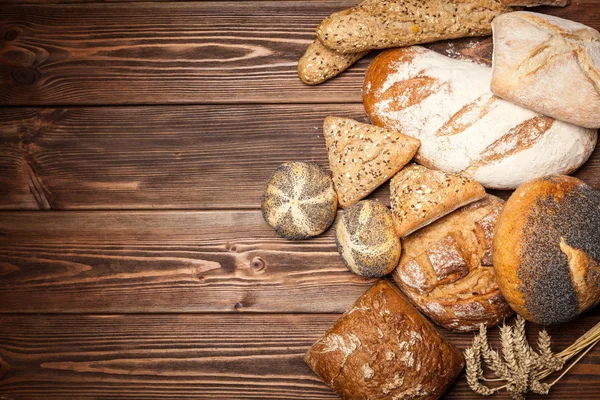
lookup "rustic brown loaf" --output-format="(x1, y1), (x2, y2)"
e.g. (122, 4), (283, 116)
(491, 12), (600, 128)
(316, 0), (512, 54)
(305, 280), (465, 400)
(493, 176), (600, 325)
(298, 40), (368, 85)
(390, 163), (486, 237)
(323, 116), (420, 207)
(500, 0), (568, 5)
(363, 46), (597, 190)
(392, 195), (514, 332)
(335, 200), (400, 278)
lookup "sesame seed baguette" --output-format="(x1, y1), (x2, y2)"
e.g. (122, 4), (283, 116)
(298, 40), (369, 85)
(316, 0), (513, 54)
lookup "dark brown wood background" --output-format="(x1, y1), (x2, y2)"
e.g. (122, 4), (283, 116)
(0, 1), (599, 399)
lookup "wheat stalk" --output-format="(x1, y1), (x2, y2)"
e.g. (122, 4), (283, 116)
(464, 315), (600, 399)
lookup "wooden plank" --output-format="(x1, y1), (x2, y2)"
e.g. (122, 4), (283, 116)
(0, 210), (377, 313)
(1, 1), (600, 105)
(0, 312), (598, 399)
(1, 105), (599, 210)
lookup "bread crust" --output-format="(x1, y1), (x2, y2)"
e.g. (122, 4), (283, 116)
(298, 40), (368, 85)
(363, 46), (597, 189)
(500, 0), (568, 5)
(393, 195), (514, 332)
(305, 280), (464, 399)
(493, 176), (600, 325)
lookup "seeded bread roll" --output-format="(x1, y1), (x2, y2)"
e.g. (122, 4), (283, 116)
(298, 40), (369, 85)
(335, 200), (401, 278)
(390, 163), (486, 237)
(305, 280), (465, 400)
(323, 116), (420, 208)
(393, 195), (514, 332)
(316, 0), (512, 54)
(493, 176), (600, 325)
(261, 162), (337, 239)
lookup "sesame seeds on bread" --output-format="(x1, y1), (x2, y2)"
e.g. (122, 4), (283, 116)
(390, 163), (486, 237)
(323, 116), (420, 208)
(298, 40), (368, 85)
(493, 175), (600, 325)
(261, 162), (337, 239)
(335, 200), (401, 278)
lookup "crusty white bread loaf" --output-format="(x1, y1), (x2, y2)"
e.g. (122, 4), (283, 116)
(298, 40), (368, 85)
(364, 47), (597, 190)
(393, 195), (514, 332)
(316, 0), (512, 54)
(491, 12), (600, 128)
(493, 176), (600, 325)
(305, 280), (464, 400)
(500, 0), (568, 6)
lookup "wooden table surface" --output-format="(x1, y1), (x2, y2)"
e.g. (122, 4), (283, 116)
(1, 1), (599, 399)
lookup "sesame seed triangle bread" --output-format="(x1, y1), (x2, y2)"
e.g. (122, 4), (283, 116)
(323, 116), (420, 208)
(298, 40), (369, 85)
(316, 0), (512, 54)
(390, 163), (486, 237)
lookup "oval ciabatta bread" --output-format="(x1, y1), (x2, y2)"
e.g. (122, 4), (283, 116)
(363, 46), (597, 190)
(493, 176), (600, 325)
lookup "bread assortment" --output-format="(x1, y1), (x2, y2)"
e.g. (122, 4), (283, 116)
(363, 46), (597, 190)
(261, 162), (337, 239)
(393, 195), (514, 331)
(323, 116), (420, 207)
(305, 280), (465, 400)
(491, 12), (600, 129)
(335, 200), (400, 277)
(270, 1), (600, 397)
(493, 176), (600, 325)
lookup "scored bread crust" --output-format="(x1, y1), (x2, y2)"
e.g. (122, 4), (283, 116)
(389, 163), (486, 238)
(316, 0), (512, 54)
(393, 195), (514, 332)
(493, 175), (600, 325)
(305, 280), (465, 400)
(491, 12), (600, 129)
(298, 40), (368, 85)
(363, 46), (597, 190)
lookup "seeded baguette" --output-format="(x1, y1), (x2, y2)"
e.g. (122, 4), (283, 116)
(298, 40), (368, 85)
(316, 0), (512, 54)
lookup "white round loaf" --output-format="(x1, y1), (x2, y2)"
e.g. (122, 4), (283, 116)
(363, 46), (597, 190)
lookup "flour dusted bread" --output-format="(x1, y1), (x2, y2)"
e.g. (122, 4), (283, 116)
(390, 163), (486, 237)
(393, 195), (513, 332)
(335, 200), (400, 278)
(494, 176), (600, 325)
(261, 162), (337, 239)
(324, 116), (420, 207)
(364, 46), (597, 190)
(316, 0), (511, 54)
(491, 12), (600, 128)
(305, 280), (464, 400)
(298, 40), (368, 85)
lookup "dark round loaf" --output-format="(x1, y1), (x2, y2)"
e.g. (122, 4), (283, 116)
(261, 162), (337, 239)
(493, 175), (600, 325)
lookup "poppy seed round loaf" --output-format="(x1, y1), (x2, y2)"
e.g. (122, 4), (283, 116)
(335, 200), (401, 277)
(261, 162), (337, 239)
(493, 175), (600, 325)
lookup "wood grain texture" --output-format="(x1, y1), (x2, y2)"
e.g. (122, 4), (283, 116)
(0, 312), (598, 399)
(1, 105), (599, 210)
(0, 210), (377, 313)
(1, 1), (600, 105)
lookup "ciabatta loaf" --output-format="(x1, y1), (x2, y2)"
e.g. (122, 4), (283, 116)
(364, 47), (597, 190)
(491, 12), (600, 128)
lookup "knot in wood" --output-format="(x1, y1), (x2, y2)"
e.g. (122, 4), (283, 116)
(250, 257), (265, 271)
(11, 67), (38, 85)
(4, 30), (18, 41)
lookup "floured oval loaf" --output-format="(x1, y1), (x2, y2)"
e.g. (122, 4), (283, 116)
(393, 195), (513, 332)
(335, 200), (400, 278)
(493, 176), (600, 325)
(261, 162), (337, 239)
(363, 46), (597, 190)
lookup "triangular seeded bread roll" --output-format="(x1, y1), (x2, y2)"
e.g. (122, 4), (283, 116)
(390, 163), (486, 237)
(323, 116), (420, 207)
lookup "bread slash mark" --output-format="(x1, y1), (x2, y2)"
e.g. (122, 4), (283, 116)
(436, 94), (497, 136)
